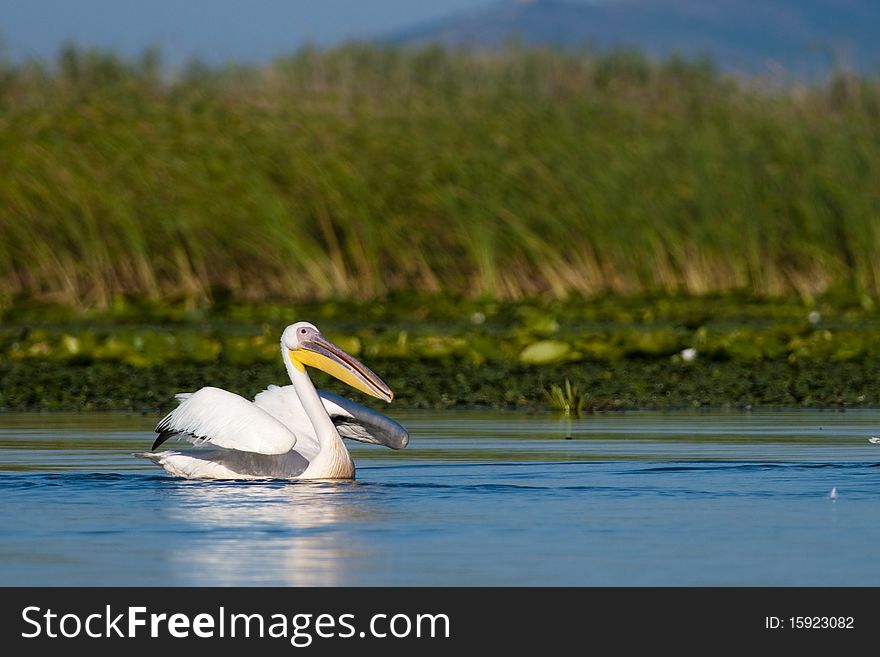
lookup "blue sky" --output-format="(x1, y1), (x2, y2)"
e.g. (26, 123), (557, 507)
(0, 0), (598, 64)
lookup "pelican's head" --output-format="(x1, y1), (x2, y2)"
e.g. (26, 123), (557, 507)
(283, 322), (393, 403)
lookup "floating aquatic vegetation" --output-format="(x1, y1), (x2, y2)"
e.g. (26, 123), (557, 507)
(2, 293), (880, 411)
(519, 340), (572, 365)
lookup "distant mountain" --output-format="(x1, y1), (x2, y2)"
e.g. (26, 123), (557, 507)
(387, 0), (880, 75)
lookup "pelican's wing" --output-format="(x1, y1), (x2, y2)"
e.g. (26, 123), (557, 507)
(253, 385), (409, 451)
(154, 387), (297, 455)
(252, 385), (321, 460)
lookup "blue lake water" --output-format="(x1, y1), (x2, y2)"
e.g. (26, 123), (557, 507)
(1, 410), (879, 586)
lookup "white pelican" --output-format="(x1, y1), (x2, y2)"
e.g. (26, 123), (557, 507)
(141, 322), (408, 480)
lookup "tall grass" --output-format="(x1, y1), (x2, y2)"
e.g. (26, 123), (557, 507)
(1, 45), (879, 308)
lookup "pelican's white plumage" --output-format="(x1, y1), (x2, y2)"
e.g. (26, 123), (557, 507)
(141, 322), (406, 480)
(157, 387), (298, 455)
(254, 385), (409, 451)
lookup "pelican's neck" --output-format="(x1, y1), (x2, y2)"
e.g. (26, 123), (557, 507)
(282, 347), (336, 442)
(282, 346), (354, 479)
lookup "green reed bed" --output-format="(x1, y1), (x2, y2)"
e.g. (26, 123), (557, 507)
(1, 46), (879, 308)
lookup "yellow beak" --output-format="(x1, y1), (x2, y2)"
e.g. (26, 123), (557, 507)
(290, 335), (393, 403)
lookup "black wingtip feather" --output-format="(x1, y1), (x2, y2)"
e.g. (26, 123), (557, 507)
(152, 430), (176, 451)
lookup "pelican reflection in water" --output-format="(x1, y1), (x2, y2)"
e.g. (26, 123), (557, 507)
(161, 482), (373, 585)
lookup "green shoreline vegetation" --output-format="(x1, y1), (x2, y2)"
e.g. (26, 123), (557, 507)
(2, 294), (879, 411)
(1, 45), (879, 411)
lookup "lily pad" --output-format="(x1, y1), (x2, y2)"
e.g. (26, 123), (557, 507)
(519, 340), (571, 365)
